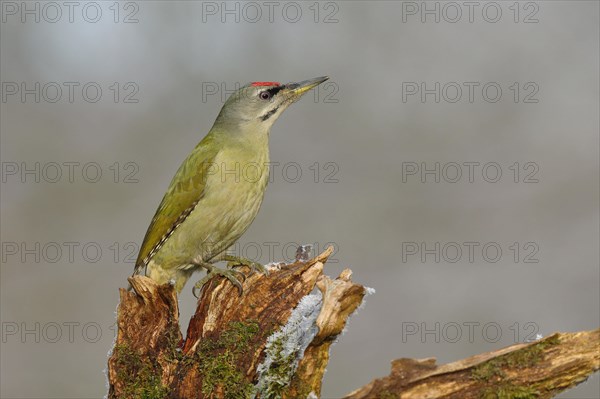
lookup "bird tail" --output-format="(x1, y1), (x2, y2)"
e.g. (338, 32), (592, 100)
(127, 263), (146, 291)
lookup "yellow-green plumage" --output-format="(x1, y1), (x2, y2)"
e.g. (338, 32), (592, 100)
(135, 130), (269, 291)
(133, 77), (328, 293)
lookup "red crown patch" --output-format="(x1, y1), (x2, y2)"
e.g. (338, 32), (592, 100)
(251, 81), (281, 87)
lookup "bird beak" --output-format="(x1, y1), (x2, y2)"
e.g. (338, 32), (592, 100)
(285, 76), (329, 97)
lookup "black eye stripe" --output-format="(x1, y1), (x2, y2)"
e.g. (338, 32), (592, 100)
(267, 86), (283, 96)
(260, 106), (279, 121)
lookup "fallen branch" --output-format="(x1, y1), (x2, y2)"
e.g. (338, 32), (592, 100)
(107, 247), (599, 398)
(344, 329), (599, 399)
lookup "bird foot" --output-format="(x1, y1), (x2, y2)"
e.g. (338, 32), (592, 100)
(192, 264), (246, 298)
(221, 255), (269, 276)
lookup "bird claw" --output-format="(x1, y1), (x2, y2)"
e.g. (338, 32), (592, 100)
(192, 266), (245, 298)
(223, 255), (269, 276)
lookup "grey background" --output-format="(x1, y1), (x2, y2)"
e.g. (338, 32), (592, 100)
(1, 1), (598, 398)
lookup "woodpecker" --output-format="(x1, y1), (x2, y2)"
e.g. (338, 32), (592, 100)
(132, 77), (329, 295)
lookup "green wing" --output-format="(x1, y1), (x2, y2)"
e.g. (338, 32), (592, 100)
(134, 133), (219, 274)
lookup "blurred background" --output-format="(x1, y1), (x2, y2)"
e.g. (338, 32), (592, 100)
(1, 1), (598, 398)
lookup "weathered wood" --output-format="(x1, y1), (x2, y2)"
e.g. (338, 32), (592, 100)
(107, 247), (599, 398)
(108, 247), (367, 398)
(344, 329), (600, 399)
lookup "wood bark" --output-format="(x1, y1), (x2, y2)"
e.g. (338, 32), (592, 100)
(107, 247), (599, 398)
(344, 329), (599, 399)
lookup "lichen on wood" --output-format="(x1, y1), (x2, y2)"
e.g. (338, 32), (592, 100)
(107, 247), (599, 399)
(343, 330), (600, 399)
(108, 246), (368, 398)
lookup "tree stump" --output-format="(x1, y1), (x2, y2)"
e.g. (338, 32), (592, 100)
(107, 247), (600, 398)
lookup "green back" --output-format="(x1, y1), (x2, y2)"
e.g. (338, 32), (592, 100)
(134, 133), (219, 272)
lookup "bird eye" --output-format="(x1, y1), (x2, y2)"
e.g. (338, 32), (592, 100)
(259, 91), (271, 100)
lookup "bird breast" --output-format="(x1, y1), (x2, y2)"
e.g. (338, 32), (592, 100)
(183, 144), (270, 260)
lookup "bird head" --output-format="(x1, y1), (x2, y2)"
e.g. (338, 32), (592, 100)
(214, 76), (329, 132)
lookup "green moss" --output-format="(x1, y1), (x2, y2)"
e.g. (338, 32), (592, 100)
(480, 384), (540, 399)
(113, 344), (168, 399)
(472, 335), (560, 382)
(379, 390), (399, 399)
(505, 335), (560, 368)
(161, 324), (184, 363)
(288, 378), (314, 399)
(472, 359), (507, 381)
(536, 334), (560, 349)
(259, 337), (299, 399)
(474, 335), (560, 399)
(195, 320), (260, 399)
